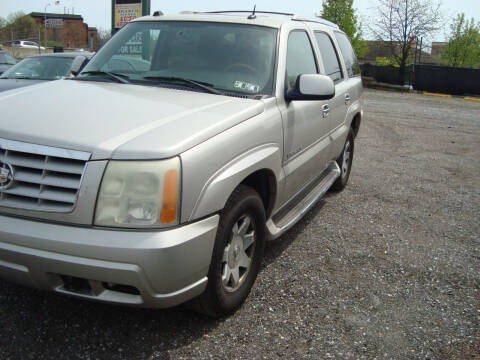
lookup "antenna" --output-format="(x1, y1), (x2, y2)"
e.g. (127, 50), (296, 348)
(248, 5), (256, 19)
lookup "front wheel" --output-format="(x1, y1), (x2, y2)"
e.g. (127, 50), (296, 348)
(191, 185), (266, 317)
(331, 128), (354, 192)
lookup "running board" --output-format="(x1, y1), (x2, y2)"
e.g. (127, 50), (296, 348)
(266, 161), (341, 240)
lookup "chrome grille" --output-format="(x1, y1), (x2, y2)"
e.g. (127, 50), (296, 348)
(0, 138), (90, 212)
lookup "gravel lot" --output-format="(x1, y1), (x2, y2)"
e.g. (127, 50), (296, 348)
(0, 89), (479, 359)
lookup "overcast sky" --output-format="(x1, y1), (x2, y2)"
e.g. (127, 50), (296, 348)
(1, 0), (479, 42)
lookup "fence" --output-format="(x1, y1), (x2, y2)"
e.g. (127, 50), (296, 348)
(360, 63), (413, 85)
(360, 63), (480, 96)
(414, 65), (480, 95)
(0, 30), (44, 59)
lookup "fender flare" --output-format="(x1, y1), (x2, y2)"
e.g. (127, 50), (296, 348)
(188, 143), (282, 221)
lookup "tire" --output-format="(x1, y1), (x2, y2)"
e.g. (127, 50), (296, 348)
(190, 185), (266, 318)
(331, 128), (354, 192)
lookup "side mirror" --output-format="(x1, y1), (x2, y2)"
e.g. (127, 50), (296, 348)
(285, 74), (335, 102)
(70, 56), (87, 77)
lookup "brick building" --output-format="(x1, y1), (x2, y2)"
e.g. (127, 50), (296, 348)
(29, 12), (97, 49)
(431, 42), (447, 56)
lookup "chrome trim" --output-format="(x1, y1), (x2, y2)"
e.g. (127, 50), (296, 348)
(0, 137), (92, 214)
(0, 137), (91, 161)
(267, 161), (340, 240)
(0, 163), (14, 190)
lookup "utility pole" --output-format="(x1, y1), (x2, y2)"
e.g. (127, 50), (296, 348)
(418, 37), (423, 64)
(44, 3), (51, 53)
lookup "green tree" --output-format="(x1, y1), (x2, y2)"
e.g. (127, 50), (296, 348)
(442, 13), (480, 68)
(320, 0), (367, 58)
(1, 11), (43, 44)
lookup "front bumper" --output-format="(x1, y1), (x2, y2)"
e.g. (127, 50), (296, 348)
(0, 214), (219, 308)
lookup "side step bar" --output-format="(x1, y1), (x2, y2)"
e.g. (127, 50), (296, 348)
(266, 161), (341, 240)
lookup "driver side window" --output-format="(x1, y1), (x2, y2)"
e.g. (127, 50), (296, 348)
(286, 31), (318, 90)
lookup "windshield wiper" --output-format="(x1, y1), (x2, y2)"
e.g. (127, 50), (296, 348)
(79, 71), (130, 84)
(3, 76), (41, 80)
(142, 76), (222, 95)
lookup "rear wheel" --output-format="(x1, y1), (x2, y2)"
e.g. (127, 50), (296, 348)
(191, 185), (266, 317)
(331, 128), (354, 191)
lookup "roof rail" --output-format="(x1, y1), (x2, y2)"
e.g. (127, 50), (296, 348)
(198, 10), (296, 16)
(292, 16), (340, 29)
(178, 10), (340, 29)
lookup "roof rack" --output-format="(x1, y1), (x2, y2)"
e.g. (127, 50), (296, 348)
(292, 16), (339, 29)
(179, 10), (340, 29)
(193, 10), (296, 16)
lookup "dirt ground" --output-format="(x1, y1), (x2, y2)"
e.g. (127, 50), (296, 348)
(0, 89), (478, 359)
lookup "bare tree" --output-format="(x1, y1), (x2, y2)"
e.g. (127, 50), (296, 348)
(92, 28), (111, 51)
(370, 0), (443, 82)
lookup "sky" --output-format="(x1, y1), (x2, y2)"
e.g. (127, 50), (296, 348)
(1, 0), (479, 42)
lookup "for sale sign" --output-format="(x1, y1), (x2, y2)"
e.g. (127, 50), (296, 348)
(114, 0), (142, 29)
(112, 0), (149, 33)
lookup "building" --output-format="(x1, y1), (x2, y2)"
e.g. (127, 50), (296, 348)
(29, 12), (96, 49)
(360, 40), (442, 65)
(359, 40), (396, 63)
(431, 42), (447, 56)
(87, 26), (98, 48)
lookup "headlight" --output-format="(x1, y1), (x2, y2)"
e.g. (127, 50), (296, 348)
(94, 158), (180, 228)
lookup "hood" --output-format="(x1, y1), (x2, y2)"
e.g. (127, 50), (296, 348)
(0, 78), (48, 92)
(0, 80), (265, 160)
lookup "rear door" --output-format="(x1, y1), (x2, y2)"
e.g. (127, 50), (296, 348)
(312, 31), (349, 161)
(329, 31), (363, 158)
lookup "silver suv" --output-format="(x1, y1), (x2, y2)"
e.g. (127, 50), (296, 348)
(0, 11), (362, 317)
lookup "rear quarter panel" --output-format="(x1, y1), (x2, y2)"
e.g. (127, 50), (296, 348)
(330, 76), (363, 159)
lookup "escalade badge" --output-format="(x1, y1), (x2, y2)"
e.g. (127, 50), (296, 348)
(0, 163), (14, 190)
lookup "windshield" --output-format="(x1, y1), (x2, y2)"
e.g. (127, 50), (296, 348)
(0, 56), (74, 80)
(0, 53), (16, 65)
(80, 21), (277, 96)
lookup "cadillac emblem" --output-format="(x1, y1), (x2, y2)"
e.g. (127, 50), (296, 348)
(0, 163), (14, 190)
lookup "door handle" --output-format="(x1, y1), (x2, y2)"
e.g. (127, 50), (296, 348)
(322, 104), (330, 118)
(345, 94), (351, 104)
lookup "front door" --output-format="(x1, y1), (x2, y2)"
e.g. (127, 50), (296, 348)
(278, 30), (333, 204)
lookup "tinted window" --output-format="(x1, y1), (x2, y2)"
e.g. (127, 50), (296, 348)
(1, 56), (74, 80)
(82, 21), (278, 96)
(0, 53), (16, 65)
(6, 54), (16, 65)
(334, 32), (360, 77)
(314, 32), (343, 82)
(285, 31), (317, 89)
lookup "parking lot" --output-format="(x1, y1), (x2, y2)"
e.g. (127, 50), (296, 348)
(0, 89), (478, 359)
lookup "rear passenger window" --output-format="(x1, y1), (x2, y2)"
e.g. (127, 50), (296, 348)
(314, 32), (343, 83)
(334, 32), (360, 77)
(285, 31), (317, 89)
